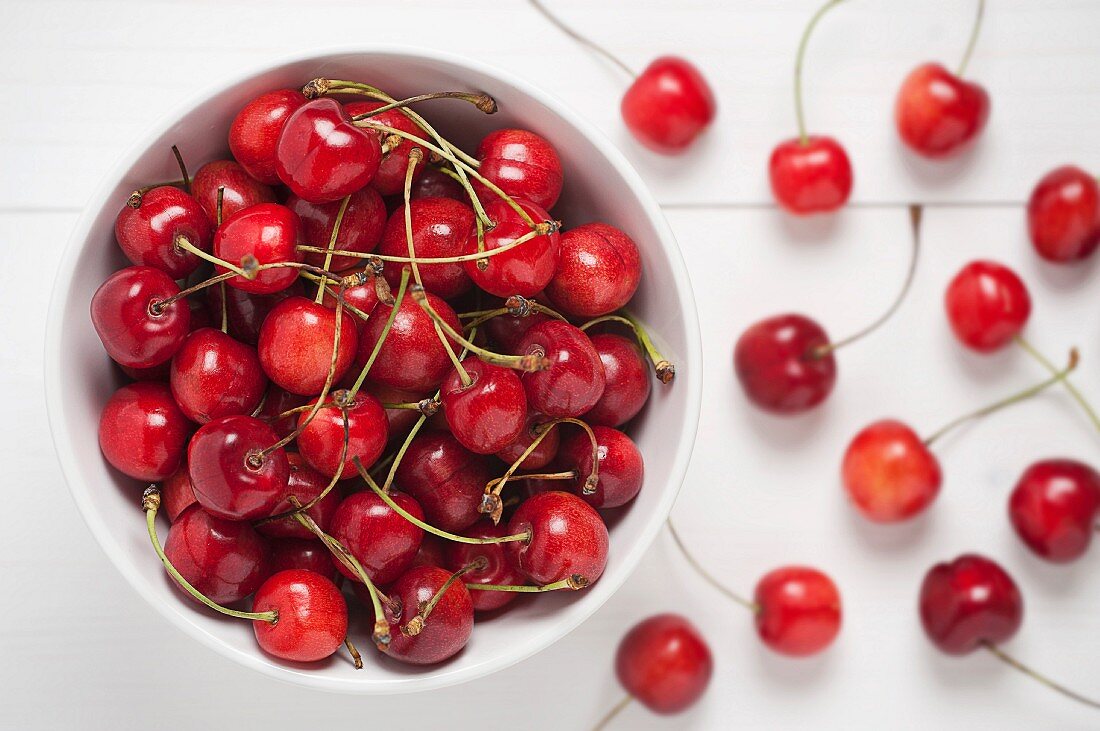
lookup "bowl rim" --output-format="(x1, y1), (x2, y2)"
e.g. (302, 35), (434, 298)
(44, 43), (703, 694)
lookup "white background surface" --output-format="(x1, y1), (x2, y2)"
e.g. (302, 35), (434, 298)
(2, 0), (1099, 728)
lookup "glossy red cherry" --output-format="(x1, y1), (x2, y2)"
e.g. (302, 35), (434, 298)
(505, 491), (609, 585)
(328, 491), (424, 585)
(474, 129), (563, 210)
(229, 88), (308, 185)
(187, 415), (289, 521)
(842, 419), (942, 523)
(411, 166), (466, 202)
(734, 314), (835, 414)
(584, 333), (651, 427)
(496, 412), (561, 470)
(257, 296), (359, 396)
(384, 565), (474, 665)
(543, 223), (641, 318)
(98, 381), (190, 481)
(754, 566), (842, 657)
(516, 320), (606, 417)
(115, 186), (212, 278)
(377, 198), (475, 299)
(355, 289), (461, 392)
(444, 523), (528, 612)
(268, 537), (340, 582)
(257, 453), (342, 540)
(287, 186), (387, 271)
(91, 265), (191, 368)
(441, 357), (527, 455)
(395, 431), (494, 533)
(769, 136), (853, 215)
(295, 390), (388, 478)
(162, 462), (198, 522)
(164, 504), (268, 605)
(169, 328), (267, 424)
(191, 159), (276, 225)
(275, 98), (381, 204)
(213, 203), (303, 295)
(615, 614), (713, 714)
(252, 569), (348, 662)
(621, 57), (717, 155)
(254, 384), (309, 439)
(206, 278), (305, 346)
(944, 260), (1031, 353)
(344, 100), (430, 197)
(1009, 459), (1100, 563)
(464, 198), (560, 297)
(320, 270), (380, 328)
(558, 425), (643, 509)
(1027, 165), (1100, 263)
(895, 63), (990, 159)
(919, 553), (1022, 655)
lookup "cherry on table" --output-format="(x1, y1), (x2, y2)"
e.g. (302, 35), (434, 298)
(115, 186), (212, 279)
(229, 88), (308, 185)
(191, 159), (276, 225)
(257, 296), (359, 396)
(169, 327), (267, 424)
(517, 320), (606, 418)
(441, 356), (528, 455)
(1027, 165), (1100, 263)
(1009, 459), (1100, 563)
(288, 185), (387, 272)
(383, 565), (474, 665)
(444, 523), (529, 612)
(187, 414), (290, 521)
(214, 203), (304, 295)
(734, 314), (835, 414)
(504, 490), (609, 585)
(919, 553), (1021, 655)
(377, 197), (475, 299)
(944, 260), (1031, 353)
(842, 419), (942, 523)
(252, 569), (348, 663)
(395, 430), (495, 533)
(543, 223), (641, 318)
(295, 389), (388, 478)
(257, 452), (342, 540)
(91, 265), (191, 368)
(754, 566), (842, 657)
(613, 614), (712, 718)
(464, 198), (560, 298)
(164, 504), (269, 605)
(98, 381), (191, 482)
(327, 490), (425, 585)
(474, 128), (563, 209)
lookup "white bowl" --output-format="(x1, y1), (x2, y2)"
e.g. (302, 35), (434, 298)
(45, 47), (702, 694)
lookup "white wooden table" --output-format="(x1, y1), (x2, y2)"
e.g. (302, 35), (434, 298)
(3, 1), (1099, 728)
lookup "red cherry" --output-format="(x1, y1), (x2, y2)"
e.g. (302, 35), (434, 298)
(558, 425), (643, 509)
(1027, 165), (1100, 263)
(162, 461), (198, 522)
(384, 565), (474, 665)
(484, 308), (551, 353)
(91, 265), (191, 368)
(584, 333), (651, 427)
(496, 412), (561, 471)
(769, 136), (853, 215)
(919, 553), (1022, 655)
(213, 203), (303, 295)
(115, 187), (212, 278)
(377, 198), (475, 299)
(444, 523), (528, 612)
(206, 278), (305, 346)
(621, 57), (717, 155)
(328, 491), (424, 585)
(944, 260), (1031, 353)
(252, 569), (347, 662)
(441, 357), (527, 455)
(754, 566), (842, 657)
(411, 535), (448, 569)
(253, 384), (309, 439)
(364, 381), (431, 438)
(615, 614), (713, 714)
(187, 415), (289, 521)
(395, 431), (494, 533)
(842, 419), (942, 523)
(257, 453), (342, 540)
(344, 100), (430, 197)
(895, 63), (990, 159)
(1009, 459), (1100, 563)
(319, 270), (380, 328)
(190, 159), (276, 225)
(474, 129), (563, 210)
(734, 314), (835, 414)
(257, 296), (359, 396)
(355, 289), (461, 392)
(169, 328), (267, 424)
(269, 537), (339, 582)
(463, 198), (560, 298)
(543, 223), (641, 318)
(229, 88), (308, 185)
(411, 166), (466, 202)
(295, 390), (388, 478)
(516, 320), (606, 417)
(287, 186), (387, 271)
(275, 98), (381, 204)
(98, 381), (190, 482)
(164, 504), (268, 605)
(505, 491), (609, 585)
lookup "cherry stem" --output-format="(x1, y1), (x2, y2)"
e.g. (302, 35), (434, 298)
(344, 637), (363, 669)
(141, 487), (277, 623)
(467, 574), (589, 593)
(152, 270), (238, 312)
(402, 563), (482, 637)
(460, 295), (568, 331)
(983, 642), (1100, 710)
(127, 179), (187, 208)
(924, 349), (1080, 447)
(527, 0), (636, 79)
(1014, 335), (1100, 435)
(219, 281), (228, 333)
(381, 398), (441, 416)
(215, 186), (225, 226)
(592, 694), (634, 731)
(580, 312), (676, 384)
(402, 149), (427, 287)
(957, 0), (986, 77)
(170, 145), (191, 194)
(667, 519), (759, 612)
(794, 0), (848, 145)
(349, 91), (498, 119)
(348, 268), (410, 400)
(814, 204), (922, 358)
(175, 234), (246, 277)
(315, 195), (352, 305)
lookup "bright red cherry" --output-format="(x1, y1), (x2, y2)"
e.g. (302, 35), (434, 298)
(187, 414), (289, 521)
(442, 357), (527, 455)
(615, 614), (713, 714)
(229, 88), (308, 185)
(320, 269), (380, 328)
(1027, 165), (1100, 263)
(842, 419), (942, 523)
(214, 203), (303, 295)
(295, 390), (388, 478)
(257, 296), (359, 396)
(252, 569), (348, 662)
(411, 166), (466, 202)
(384, 565), (474, 665)
(191, 159), (276, 225)
(919, 553), (1022, 655)
(734, 314), (835, 414)
(164, 504), (268, 605)
(162, 462), (198, 522)
(115, 186), (212, 278)
(287, 186), (387, 271)
(559, 425), (644, 509)
(206, 278), (305, 346)
(1009, 459), (1100, 563)
(505, 491), (609, 585)
(496, 412), (561, 470)
(377, 198), (475, 299)
(754, 566), (842, 657)
(169, 328), (267, 424)
(395, 431), (494, 533)
(769, 136), (853, 215)
(584, 333), (651, 427)
(268, 537), (340, 582)
(257, 453), (342, 540)
(463, 198), (560, 298)
(275, 98), (381, 204)
(327, 491), (424, 585)
(98, 382), (190, 482)
(444, 523), (528, 612)
(516, 320), (606, 417)
(355, 289), (461, 392)
(621, 57), (717, 155)
(474, 129), (563, 209)
(543, 223), (641, 318)
(344, 100), (429, 197)
(944, 260), (1031, 353)
(91, 265), (191, 368)
(895, 63), (990, 159)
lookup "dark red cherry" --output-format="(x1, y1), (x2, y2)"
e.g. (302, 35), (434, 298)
(505, 491), (609, 585)
(191, 159), (277, 225)
(229, 88), (308, 185)
(584, 333), (651, 427)
(275, 98), (381, 204)
(257, 296), (359, 396)
(384, 565), (474, 665)
(269, 537), (340, 582)
(496, 412), (560, 470)
(252, 569), (348, 662)
(169, 328), (267, 424)
(287, 186), (387, 271)
(919, 553), (1023, 655)
(377, 198), (475, 299)
(344, 101), (429, 197)
(442, 357), (527, 455)
(754, 566), (842, 657)
(768, 136), (853, 215)
(464, 198), (560, 298)
(214, 203), (303, 295)
(355, 289), (461, 392)
(257, 453), (342, 540)
(164, 504), (268, 605)
(616, 614), (713, 714)
(1027, 165), (1100, 263)
(320, 269), (381, 328)
(444, 523), (528, 612)
(364, 381), (431, 438)
(516, 320), (606, 417)
(1009, 459), (1100, 563)
(187, 414), (289, 521)
(411, 535), (448, 569)
(474, 128), (563, 210)
(484, 309), (551, 353)
(734, 314), (835, 414)
(98, 381), (190, 481)
(543, 223), (641, 318)
(842, 419), (942, 523)
(91, 265), (190, 368)
(621, 57), (717, 155)
(411, 166), (466, 202)
(558, 425), (644, 509)
(395, 431), (494, 533)
(296, 390), (388, 478)
(254, 383), (309, 439)
(162, 461), (198, 522)
(944, 260), (1031, 353)
(206, 278), (305, 346)
(895, 63), (990, 159)
(115, 186), (212, 279)
(328, 491), (424, 585)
